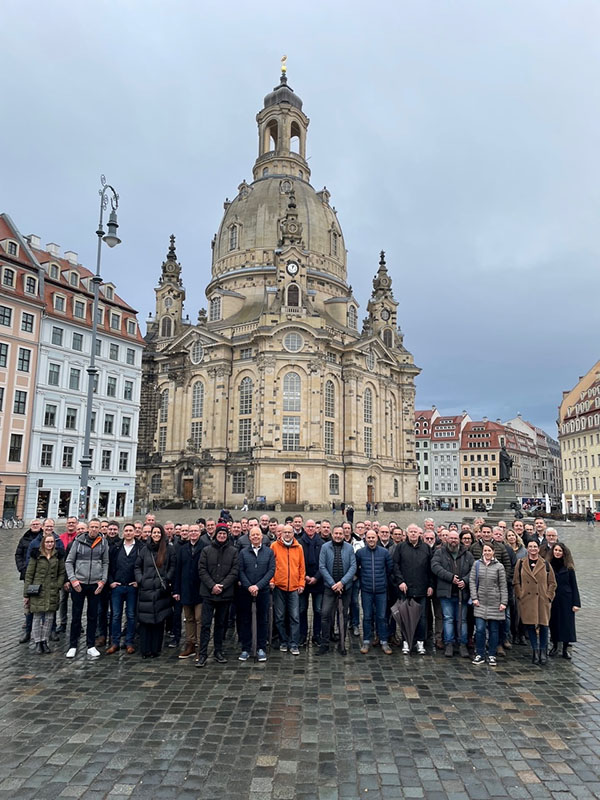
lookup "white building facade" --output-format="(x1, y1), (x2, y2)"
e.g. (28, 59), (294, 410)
(24, 244), (143, 520)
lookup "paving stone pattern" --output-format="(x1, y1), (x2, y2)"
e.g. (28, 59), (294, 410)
(1, 522), (599, 799)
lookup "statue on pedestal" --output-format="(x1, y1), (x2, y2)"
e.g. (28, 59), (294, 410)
(499, 445), (513, 482)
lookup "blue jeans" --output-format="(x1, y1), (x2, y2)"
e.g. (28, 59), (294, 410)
(361, 590), (388, 643)
(526, 624), (548, 651)
(475, 617), (500, 657)
(350, 580), (361, 628)
(299, 587), (322, 642)
(440, 596), (468, 645)
(273, 587), (300, 647)
(110, 585), (137, 646)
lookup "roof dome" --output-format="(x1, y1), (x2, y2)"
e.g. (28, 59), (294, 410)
(263, 74), (303, 111)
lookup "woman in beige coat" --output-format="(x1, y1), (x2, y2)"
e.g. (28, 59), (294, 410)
(513, 540), (557, 665)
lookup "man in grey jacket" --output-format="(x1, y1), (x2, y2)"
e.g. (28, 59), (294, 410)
(317, 526), (356, 656)
(431, 530), (473, 658)
(65, 518), (109, 659)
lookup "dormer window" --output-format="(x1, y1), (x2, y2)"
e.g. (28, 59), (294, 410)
(7, 241), (17, 256)
(2, 268), (15, 288)
(104, 285), (114, 300)
(69, 271), (79, 287)
(127, 319), (136, 335)
(49, 263), (59, 280)
(348, 305), (357, 330)
(209, 296), (221, 322)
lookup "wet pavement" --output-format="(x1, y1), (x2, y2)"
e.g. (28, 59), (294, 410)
(1, 520), (599, 800)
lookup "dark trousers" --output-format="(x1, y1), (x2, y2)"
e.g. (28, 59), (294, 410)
(70, 584), (100, 648)
(239, 590), (270, 652)
(299, 587), (323, 643)
(139, 621), (165, 656)
(167, 598), (182, 642)
(321, 587), (351, 646)
(97, 584), (111, 639)
(110, 585), (137, 646)
(199, 598), (230, 656)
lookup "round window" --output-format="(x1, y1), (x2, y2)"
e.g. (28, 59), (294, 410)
(190, 340), (204, 364)
(284, 332), (303, 353)
(366, 350), (376, 371)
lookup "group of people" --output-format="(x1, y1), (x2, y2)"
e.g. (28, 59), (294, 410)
(15, 512), (581, 667)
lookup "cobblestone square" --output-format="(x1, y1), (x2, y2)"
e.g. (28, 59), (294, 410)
(1, 519), (599, 799)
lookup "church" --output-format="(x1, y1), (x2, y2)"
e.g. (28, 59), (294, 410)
(136, 68), (420, 512)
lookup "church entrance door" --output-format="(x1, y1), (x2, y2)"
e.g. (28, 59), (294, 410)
(367, 483), (375, 505)
(183, 478), (194, 502)
(284, 481), (297, 505)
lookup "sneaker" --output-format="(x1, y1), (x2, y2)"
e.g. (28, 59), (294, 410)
(459, 644), (470, 658)
(503, 640), (512, 650)
(66, 647), (77, 658)
(360, 642), (370, 654)
(496, 645), (506, 657)
(214, 651), (227, 664)
(352, 626), (360, 637)
(279, 644), (288, 653)
(445, 643), (453, 658)
(238, 651), (250, 662)
(257, 649), (267, 662)
(472, 654), (485, 665)
(416, 641), (426, 655)
(316, 644), (329, 656)
(488, 655), (497, 666)
(167, 637), (178, 649)
(195, 655), (207, 668)
(402, 641), (410, 655)
(290, 645), (300, 656)
(86, 647), (101, 658)
(381, 642), (393, 655)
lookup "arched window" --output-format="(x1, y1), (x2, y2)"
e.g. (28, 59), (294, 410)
(228, 225), (238, 251)
(209, 296), (221, 322)
(393, 478), (399, 497)
(265, 119), (278, 152)
(329, 474), (340, 495)
(364, 388), (373, 424)
(331, 231), (338, 257)
(160, 389), (169, 423)
(239, 377), (253, 415)
(286, 283), (300, 307)
(383, 328), (392, 348)
(290, 121), (301, 154)
(325, 380), (335, 418)
(348, 305), (357, 329)
(161, 316), (172, 338)
(283, 372), (301, 411)
(192, 381), (204, 418)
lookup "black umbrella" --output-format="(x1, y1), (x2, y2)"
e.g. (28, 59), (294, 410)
(337, 595), (347, 650)
(251, 597), (258, 660)
(391, 597), (422, 650)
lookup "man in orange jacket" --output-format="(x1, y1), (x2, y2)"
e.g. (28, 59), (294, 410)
(271, 524), (305, 655)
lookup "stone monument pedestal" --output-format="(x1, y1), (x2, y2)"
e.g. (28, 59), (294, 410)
(486, 480), (519, 525)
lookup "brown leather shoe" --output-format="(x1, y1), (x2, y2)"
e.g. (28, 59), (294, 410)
(106, 644), (119, 655)
(126, 646), (135, 654)
(178, 644), (196, 659)
(381, 643), (393, 655)
(360, 643), (370, 654)
(96, 636), (106, 647)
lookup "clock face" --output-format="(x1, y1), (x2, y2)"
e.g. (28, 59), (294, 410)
(286, 262), (299, 276)
(381, 309), (390, 321)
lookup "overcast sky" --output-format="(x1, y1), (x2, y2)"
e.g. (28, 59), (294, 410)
(3, 0), (599, 436)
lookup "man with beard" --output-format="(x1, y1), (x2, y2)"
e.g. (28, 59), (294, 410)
(431, 529), (473, 658)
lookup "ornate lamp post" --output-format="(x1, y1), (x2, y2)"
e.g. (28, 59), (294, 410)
(78, 176), (121, 519)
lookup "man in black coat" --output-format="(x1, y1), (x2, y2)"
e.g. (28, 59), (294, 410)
(237, 526), (275, 661)
(14, 518), (42, 643)
(197, 525), (238, 667)
(299, 520), (323, 646)
(394, 524), (433, 654)
(173, 524), (205, 659)
(106, 523), (140, 655)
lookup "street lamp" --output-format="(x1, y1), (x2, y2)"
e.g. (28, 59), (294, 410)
(78, 175), (121, 519)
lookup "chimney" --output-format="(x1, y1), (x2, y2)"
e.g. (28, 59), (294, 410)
(27, 234), (41, 249)
(431, 404), (436, 410)
(46, 243), (60, 257)
(496, 418), (501, 424)
(483, 416), (488, 423)
(64, 251), (78, 265)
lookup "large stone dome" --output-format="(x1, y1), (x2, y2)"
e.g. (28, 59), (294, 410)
(212, 174), (346, 282)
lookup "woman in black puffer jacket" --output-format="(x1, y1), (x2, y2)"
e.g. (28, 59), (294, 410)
(135, 525), (176, 658)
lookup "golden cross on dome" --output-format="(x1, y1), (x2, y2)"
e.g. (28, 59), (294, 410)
(281, 55), (287, 74)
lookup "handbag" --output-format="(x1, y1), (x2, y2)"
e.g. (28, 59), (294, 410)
(26, 584), (42, 596)
(150, 552), (168, 592)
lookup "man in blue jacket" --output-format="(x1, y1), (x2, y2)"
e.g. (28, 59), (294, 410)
(237, 526), (275, 662)
(356, 529), (394, 655)
(317, 525), (356, 656)
(299, 519), (323, 646)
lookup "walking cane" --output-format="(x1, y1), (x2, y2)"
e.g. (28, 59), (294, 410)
(251, 597), (257, 661)
(457, 588), (463, 649)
